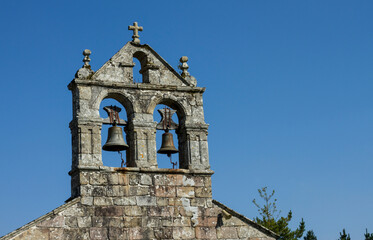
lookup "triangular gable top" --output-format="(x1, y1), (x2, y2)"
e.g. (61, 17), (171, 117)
(212, 199), (279, 239)
(91, 42), (192, 86)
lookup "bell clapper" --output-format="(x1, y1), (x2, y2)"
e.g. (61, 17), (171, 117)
(118, 151), (126, 168)
(169, 154), (177, 169)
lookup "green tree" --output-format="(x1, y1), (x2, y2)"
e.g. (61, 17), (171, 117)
(338, 229), (351, 240)
(252, 187), (306, 240)
(304, 230), (317, 240)
(365, 229), (373, 240)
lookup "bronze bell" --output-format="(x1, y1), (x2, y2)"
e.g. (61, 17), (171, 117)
(102, 125), (129, 152)
(157, 130), (178, 156)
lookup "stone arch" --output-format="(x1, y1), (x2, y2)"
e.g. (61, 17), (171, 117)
(95, 91), (135, 168)
(94, 89), (137, 121)
(133, 51), (148, 69)
(146, 95), (188, 126)
(148, 95), (190, 169)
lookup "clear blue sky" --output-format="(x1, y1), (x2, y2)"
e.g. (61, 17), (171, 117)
(1, 1), (372, 239)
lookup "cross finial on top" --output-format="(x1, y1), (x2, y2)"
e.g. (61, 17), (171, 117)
(128, 22), (143, 44)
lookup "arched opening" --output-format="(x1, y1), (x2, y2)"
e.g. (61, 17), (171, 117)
(99, 98), (129, 167)
(133, 51), (148, 83)
(154, 104), (180, 169)
(132, 57), (142, 83)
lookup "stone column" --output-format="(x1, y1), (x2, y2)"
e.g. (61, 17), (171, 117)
(70, 121), (103, 169)
(126, 113), (157, 168)
(178, 124), (210, 170)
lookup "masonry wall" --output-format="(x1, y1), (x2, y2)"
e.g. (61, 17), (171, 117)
(2, 168), (276, 240)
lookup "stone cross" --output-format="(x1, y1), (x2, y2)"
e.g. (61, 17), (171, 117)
(128, 22), (143, 44)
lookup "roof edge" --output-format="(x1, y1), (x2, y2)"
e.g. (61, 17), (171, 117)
(0, 197), (81, 240)
(141, 43), (192, 86)
(212, 199), (279, 239)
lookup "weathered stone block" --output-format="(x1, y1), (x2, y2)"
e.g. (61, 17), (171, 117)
(118, 174), (129, 185)
(238, 226), (269, 238)
(136, 196), (156, 206)
(204, 177), (212, 187)
(191, 197), (206, 207)
(216, 226), (238, 239)
(65, 216), (78, 227)
(195, 226), (217, 239)
(91, 217), (104, 227)
(182, 175), (196, 186)
(153, 174), (166, 185)
(140, 174), (152, 185)
(156, 197), (168, 206)
(154, 227), (173, 239)
(49, 228), (64, 240)
(165, 174), (182, 186)
(123, 217), (142, 228)
(80, 172), (90, 184)
(13, 227), (49, 240)
(195, 186), (212, 197)
(93, 197), (113, 206)
(154, 185), (176, 197)
(107, 173), (119, 185)
(60, 204), (86, 216)
(129, 186), (149, 196)
(124, 206), (143, 216)
(129, 174), (140, 185)
(203, 206), (221, 217)
(63, 228), (89, 240)
(81, 196), (93, 206)
(90, 228), (108, 240)
(95, 206), (123, 216)
(196, 216), (217, 227)
(148, 206), (174, 217)
(92, 186), (106, 197)
(107, 217), (123, 227)
(177, 186), (195, 198)
(128, 227), (143, 239)
(90, 172), (107, 185)
(107, 185), (126, 197)
(169, 217), (191, 227)
(168, 197), (183, 206)
(113, 196), (136, 206)
(108, 227), (127, 239)
(224, 216), (247, 226)
(143, 217), (161, 228)
(77, 216), (92, 228)
(37, 216), (64, 228)
(173, 227), (195, 239)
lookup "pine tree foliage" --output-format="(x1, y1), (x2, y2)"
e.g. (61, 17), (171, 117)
(304, 230), (317, 240)
(365, 229), (373, 240)
(338, 229), (351, 240)
(252, 187), (306, 240)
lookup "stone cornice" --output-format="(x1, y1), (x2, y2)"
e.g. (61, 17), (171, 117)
(68, 79), (205, 93)
(69, 165), (214, 176)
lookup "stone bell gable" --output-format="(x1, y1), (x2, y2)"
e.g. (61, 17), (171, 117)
(1, 22), (278, 240)
(91, 42), (196, 87)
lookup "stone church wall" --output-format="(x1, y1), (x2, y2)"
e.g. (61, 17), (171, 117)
(2, 168), (276, 240)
